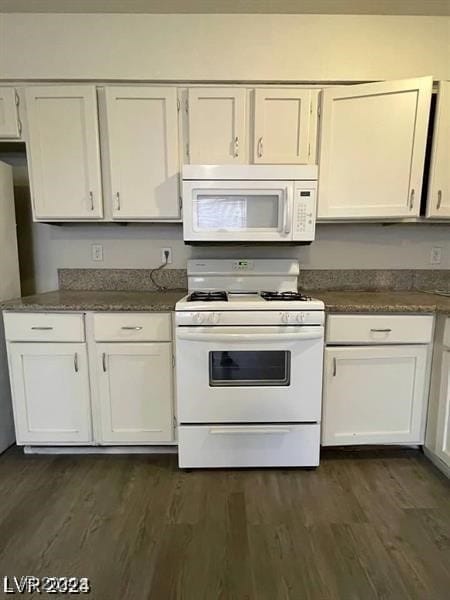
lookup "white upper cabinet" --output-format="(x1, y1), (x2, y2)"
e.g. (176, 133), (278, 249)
(318, 76), (433, 219)
(0, 87), (21, 138)
(104, 86), (180, 220)
(253, 88), (314, 164)
(25, 86), (103, 220)
(426, 81), (450, 218)
(187, 87), (246, 164)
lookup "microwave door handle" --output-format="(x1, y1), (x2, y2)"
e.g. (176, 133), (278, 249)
(177, 330), (323, 342)
(283, 188), (291, 235)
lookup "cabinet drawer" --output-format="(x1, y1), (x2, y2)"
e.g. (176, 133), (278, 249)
(178, 424), (320, 468)
(3, 313), (85, 342)
(326, 314), (434, 344)
(93, 313), (172, 342)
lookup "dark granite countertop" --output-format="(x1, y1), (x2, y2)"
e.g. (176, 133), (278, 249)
(1, 289), (449, 315)
(309, 290), (450, 314)
(0, 289), (187, 312)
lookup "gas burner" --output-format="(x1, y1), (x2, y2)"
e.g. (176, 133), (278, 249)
(187, 291), (228, 302)
(260, 291), (311, 302)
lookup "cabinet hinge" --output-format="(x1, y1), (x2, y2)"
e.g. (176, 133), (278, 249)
(14, 90), (20, 106)
(310, 101), (313, 115)
(317, 103), (321, 118)
(308, 143), (311, 159)
(186, 143), (190, 159)
(172, 354), (176, 368)
(179, 197), (183, 216)
(173, 415), (178, 428)
(17, 118), (22, 136)
(177, 97), (180, 112)
(185, 99), (189, 114)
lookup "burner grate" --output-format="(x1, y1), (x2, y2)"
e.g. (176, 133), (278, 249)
(260, 291), (311, 302)
(187, 291), (228, 302)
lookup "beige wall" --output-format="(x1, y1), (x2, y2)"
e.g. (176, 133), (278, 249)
(1, 13), (449, 81)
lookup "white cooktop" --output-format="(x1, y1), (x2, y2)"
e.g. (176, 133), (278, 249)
(176, 292), (324, 312)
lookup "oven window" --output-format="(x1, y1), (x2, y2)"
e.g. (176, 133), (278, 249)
(209, 351), (290, 387)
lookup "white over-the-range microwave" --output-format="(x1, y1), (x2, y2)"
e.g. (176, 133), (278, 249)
(182, 165), (318, 243)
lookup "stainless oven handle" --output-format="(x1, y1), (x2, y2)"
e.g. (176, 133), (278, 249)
(209, 427), (291, 435)
(177, 330), (323, 342)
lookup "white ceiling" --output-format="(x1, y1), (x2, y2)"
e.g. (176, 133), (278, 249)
(0, 0), (449, 15)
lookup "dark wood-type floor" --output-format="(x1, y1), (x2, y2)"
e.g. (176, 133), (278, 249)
(0, 447), (449, 600)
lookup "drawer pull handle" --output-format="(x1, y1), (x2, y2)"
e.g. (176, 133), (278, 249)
(437, 190), (442, 210)
(209, 427), (291, 435)
(102, 352), (107, 372)
(409, 188), (415, 210)
(74, 352), (79, 373)
(31, 326), (54, 330)
(121, 326), (143, 331)
(333, 357), (337, 376)
(370, 328), (392, 333)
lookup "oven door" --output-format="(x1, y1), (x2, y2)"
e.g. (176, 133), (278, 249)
(182, 180), (294, 242)
(176, 325), (323, 423)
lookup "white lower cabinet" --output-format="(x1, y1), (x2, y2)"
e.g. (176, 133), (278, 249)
(425, 317), (450, 475)
(322, 344), (429, 446)
(95, 343), (174, 444)
(8, 342), (92, 444)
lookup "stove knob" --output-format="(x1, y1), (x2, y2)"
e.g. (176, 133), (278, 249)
(296, 313), (305, 323)
(209, 312), (220, 324)
(282, 312), (291, 324)
(193, 312), (205, 324)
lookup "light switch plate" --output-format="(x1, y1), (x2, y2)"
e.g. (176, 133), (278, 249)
(92, 244), (104, 262)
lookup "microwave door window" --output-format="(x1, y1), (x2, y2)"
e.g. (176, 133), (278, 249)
(195, 194), (280, 231)
(209, 350), (291, 387)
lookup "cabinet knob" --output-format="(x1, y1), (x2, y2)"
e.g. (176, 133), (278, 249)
(437, 190), (442, 210)
(409, 188), (415, 210)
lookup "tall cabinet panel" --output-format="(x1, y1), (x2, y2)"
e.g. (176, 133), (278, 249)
(427, 81), (450, 218)
(318, 77), (432, 219)
(253, 88), (313, 164)
(104, 87), (180, 219)
(187, 88), (246, 164)
(25, 86), (103, 220)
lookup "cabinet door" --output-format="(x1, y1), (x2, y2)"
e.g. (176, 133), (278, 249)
(318, 77), (432, 219)
(426, 82), (450, 218)
(25, 86), (103, 220)
(8, 343), (92, 444)
(322, 345), (428, 445)
(0, 87), (20, 138)
(105, 87), (180, 219)
(435, 350), (450, 467)
(253, 88), (312, 164)
(188, 88), (246, 164)
(96, 343), (174, 444)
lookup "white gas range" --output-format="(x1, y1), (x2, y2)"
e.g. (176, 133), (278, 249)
(175, 259), (325, 469)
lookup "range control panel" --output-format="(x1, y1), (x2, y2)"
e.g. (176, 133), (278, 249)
(293, 185), (317, 241)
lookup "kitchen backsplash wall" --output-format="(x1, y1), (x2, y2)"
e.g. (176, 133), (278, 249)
(8, 160), (450, 295)
(58, 268), (450, 293)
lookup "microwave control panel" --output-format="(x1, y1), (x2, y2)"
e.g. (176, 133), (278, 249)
(293, 186), (317, 241)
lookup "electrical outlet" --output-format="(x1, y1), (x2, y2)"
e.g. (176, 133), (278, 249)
(430, 247), (442, 265)
(92, 244), (103, 262)
(161, 247), (173, 264)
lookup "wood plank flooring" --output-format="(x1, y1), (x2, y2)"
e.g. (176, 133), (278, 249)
(0, 446), (449, 599)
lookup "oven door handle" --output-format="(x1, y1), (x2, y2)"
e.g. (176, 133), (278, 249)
(209, 427), (291, 435)
(177, 330), (323, 342)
